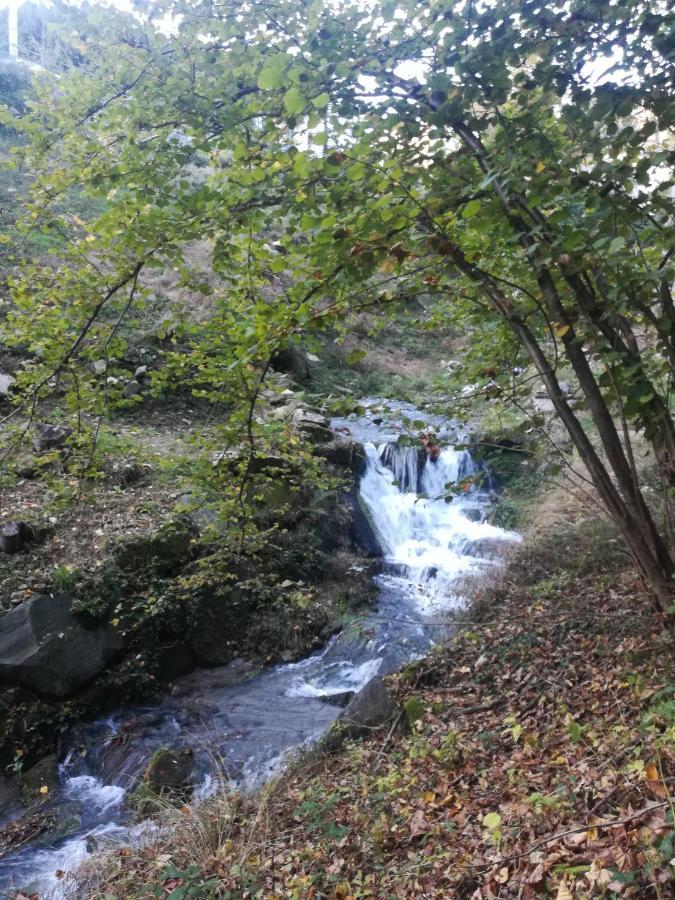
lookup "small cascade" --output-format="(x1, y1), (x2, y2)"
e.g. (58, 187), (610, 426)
(379, 443), (424, 493)
(360, 441), (519, 608)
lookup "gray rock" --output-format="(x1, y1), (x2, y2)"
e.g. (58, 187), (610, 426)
(134, 365), (148, 381)
(92, 359), (107, 375)
(0, 594), (124, 696)
(315, 438), (366, 474)
(291, 408), (332, 443)
(0, 372), (15, 396)
(319, 676), (399, 751)
(32, 424), (73, 454)
(123, 379), (142, 399)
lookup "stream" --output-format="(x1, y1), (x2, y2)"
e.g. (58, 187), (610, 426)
(0, 402), (519, 897)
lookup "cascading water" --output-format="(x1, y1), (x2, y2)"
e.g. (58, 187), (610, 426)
(360, 441), (518, 609)
(0, 406), (519, 897)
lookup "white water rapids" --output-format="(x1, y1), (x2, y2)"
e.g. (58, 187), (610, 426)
(0, 423), (519, 898)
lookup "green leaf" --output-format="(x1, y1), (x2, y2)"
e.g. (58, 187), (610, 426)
(608, 237), (625, 254)
(568, 721), (582, 742)
(482, 812), (501, 830)
(462, 199), (481, 218)
(284, 87), (306, 115)
(312, 92), (330, 109)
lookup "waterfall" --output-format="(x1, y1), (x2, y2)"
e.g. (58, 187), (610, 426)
(359, 441), (519, 608)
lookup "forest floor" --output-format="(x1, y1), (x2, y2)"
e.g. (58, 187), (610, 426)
(75, 491), (675, 899)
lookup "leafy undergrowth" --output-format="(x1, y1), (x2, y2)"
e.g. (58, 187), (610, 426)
(74, 522), (674, 899)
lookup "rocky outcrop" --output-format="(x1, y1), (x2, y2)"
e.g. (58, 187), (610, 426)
(319, 676), (399, 752)
(291, 408), (332, 443)
(315, 437), (366, 475)
(0, 594), (124, 696)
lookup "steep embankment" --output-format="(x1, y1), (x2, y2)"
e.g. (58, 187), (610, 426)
(76, 502), (674, 899)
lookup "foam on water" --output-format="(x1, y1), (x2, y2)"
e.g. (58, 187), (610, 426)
(285, 657), (383, 698)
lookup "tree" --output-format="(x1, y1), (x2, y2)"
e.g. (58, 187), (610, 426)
(1, 0), (674, 610)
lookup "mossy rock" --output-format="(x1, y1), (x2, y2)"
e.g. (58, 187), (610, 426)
(18, 753), (59, 803)
(403, 696), (426, 727)
(130, 746), (194, 814)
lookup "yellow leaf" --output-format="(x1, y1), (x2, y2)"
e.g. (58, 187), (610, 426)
(645, 761), (667, 798)
(535, 161), (546, 173)
(422, 791), (435, 804)
(496, 866), (509, 883)
(555, 322), (571, 338)
(39, 785), (49, 794)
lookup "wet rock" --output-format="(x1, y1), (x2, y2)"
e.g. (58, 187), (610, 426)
(32, 424), (73, 454)
(0, 594), (124, 696)
(131, 746), (194, 811)
(317, 690), (355, 708)
(319, 676), (399, 752)
(463, 537), (510, 559)
(144, 746), (194, 793)
(315, 437), (366, 474)
(123, 379), (142, 399)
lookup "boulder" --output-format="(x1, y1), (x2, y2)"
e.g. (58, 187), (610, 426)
(123, 379), (142, 399)
(32, 424), (73, 454)
(315, 437), (366, 474)
(0, 594), (124, 696)
(134, 365), (148, 381)
(270, 346), (310, 382)
(18, 753), (60, 802)
(319, 676), (399, 752)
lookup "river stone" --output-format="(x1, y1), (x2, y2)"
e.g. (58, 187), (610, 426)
(319, 676), (399, 752)
(0, 594), (124, 696)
